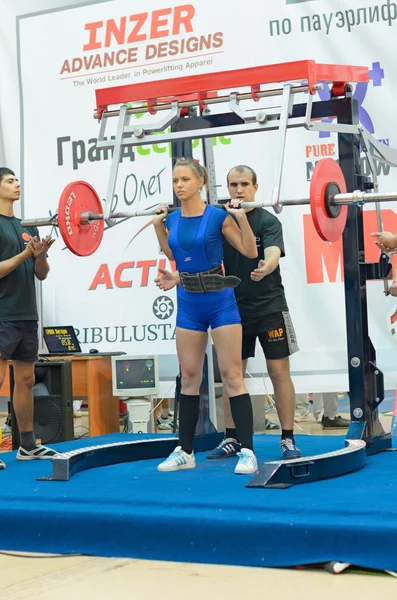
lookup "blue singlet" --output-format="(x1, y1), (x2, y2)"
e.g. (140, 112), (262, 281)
(166, 205), (241, 332)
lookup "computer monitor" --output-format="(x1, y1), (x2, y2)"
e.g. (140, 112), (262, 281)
(111, 355), (159, 397)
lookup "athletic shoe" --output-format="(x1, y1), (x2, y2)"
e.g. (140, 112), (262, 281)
(265, 418), (280, 430)
(206, 437), (241, 459)
(157, 414), (171, 424)
(16, 444), (59, 461)
(156, 415), (174, 430)
(0, 459), (5, 470)
(322, 415), (350, 429)
(234, 448), (258, 474)
(294, 410), (318, 423)
(157, 446), (196, 472)
(1, 422), (11, 434)
(158, 420), (179, 431)
(157, 413), (179, 429)
(157, 421), (173, 431)
(280, 438), (302, 460)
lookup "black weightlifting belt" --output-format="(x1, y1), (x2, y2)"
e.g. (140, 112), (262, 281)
(179, 266), (241, 293)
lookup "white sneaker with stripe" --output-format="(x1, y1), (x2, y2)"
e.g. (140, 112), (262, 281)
(158, 446), (196, 472)
(17, 444), (59, 460)
(234, 448), (258, 474)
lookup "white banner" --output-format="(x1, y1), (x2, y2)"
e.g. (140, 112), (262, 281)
(3, 0), (397, 389)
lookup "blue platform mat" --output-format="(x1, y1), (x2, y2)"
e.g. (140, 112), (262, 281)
(0, 433), (396, 572)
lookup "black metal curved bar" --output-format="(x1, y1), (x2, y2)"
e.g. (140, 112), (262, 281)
(246, 439), (367, 489)
(37, 432), (224, 481)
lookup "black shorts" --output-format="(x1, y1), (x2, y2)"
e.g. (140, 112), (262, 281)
(0, 321), (39, 362)
(241, 311), (299, 361)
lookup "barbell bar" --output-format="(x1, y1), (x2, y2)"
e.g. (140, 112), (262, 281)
(21, 159), (397, 257)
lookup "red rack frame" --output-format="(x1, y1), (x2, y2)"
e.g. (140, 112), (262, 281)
(94, 59), (369, 119)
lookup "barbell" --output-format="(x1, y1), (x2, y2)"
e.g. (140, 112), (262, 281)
(21, 158), (397, 257)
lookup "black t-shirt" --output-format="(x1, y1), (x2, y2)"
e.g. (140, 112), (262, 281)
(0, 215), (39, 321)
(223, 208), (288, 320)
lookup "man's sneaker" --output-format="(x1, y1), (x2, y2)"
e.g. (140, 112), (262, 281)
(1, 422), (11, 435)
(156, 414), (178, 431)
(294, 410), (318, 423)
(280, 438), (302, 460)
(0, 459), (5, 470)
(206, 437), (241, 459)
(158, 446), (195, 472)
(235, 448), (258, 474)
(17, 444), (58, 461)
(265, 418), (280, 430)
(156, 415), (174, 430)
(322, 415), (350, 429)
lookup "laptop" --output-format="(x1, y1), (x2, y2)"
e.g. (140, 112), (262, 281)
(42, 326), (82, 355)
(40, 326), (126, 357)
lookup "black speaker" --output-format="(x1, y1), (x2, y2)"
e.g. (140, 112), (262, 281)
(9, 360), (74, 450)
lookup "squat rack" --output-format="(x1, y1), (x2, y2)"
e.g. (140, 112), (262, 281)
(42, 60), (397, 486)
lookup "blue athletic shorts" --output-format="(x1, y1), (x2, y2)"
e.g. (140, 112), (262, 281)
(176, 288), (241, 332)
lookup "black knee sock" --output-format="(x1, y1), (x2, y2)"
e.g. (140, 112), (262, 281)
(20, 431), (36, 451)
(178, 394), (200, 455)
(226, 427), (240, 442)
(229, 394), (253, 451)
(281, 430), (294, 441)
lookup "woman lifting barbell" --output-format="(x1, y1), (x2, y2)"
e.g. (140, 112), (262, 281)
(152, 157), (259, 474)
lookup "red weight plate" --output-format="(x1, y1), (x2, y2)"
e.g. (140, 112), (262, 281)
(58, 181), (104, 256)
(310, 158), (348, 242)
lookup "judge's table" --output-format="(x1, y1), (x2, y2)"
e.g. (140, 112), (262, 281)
(1, 352), (122, 437)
